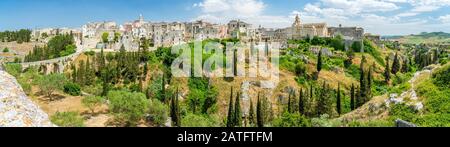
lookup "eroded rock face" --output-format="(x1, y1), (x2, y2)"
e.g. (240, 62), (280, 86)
(0, 70), (55, 127)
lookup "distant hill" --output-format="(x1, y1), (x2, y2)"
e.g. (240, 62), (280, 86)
(384, 32), (450, 44)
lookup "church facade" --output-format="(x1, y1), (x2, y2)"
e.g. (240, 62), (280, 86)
(287, 15), (329, 40)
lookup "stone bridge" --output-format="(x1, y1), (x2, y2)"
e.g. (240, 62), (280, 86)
(20, 52), (82, 74)
(20, 39), (87, 74)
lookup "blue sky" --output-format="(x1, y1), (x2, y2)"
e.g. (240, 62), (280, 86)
(1, 0), (449, 35)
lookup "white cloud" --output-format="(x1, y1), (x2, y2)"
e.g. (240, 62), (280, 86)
(439, 15), (450, 23)
(193, 0), (289, 28)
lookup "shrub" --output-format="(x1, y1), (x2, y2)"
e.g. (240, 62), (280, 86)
(148, 99), (169, 126)
(345, 64), (360, 79)
(82, 96), (104, 114)
(107, 91), (149, 126)
(347, 120), (394, 127)
(273, 112), (311, 127)
(432, 64), (450, 88)
(3, 47), (9, 52)
(389, 103), (417, 122)
(4, 63), (22, 78)
(64, 82), (81, 96)
(181, 113), (222, 127)
(51, 112), (85, 127)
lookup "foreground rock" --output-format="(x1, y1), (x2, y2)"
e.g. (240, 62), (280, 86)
(0, 70), (55, 127)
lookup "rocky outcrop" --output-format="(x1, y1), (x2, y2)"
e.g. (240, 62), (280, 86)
(0, 70), (55, 127)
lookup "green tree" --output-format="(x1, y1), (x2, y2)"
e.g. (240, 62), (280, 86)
(226, 87), (235, 127)
(234, 92), (242, 127)
(37, 74), (67, 101)
(384, 56), (391, 84)
(336, 83), (341, 116)
(317, 49), (323, 72)
(82, 96), (104, 114)
(256, 93), (264, 127)
(170, 89), (181, 127)
(350, 84), (355, 111)
(149, 99), (169, 127)
(392, 52), (400, 74)
(63, 82), (81, 96)
(249, 98), (256, 126)
(401, 57), (409, 73)
(299, 89), (305, 115)
(3, 47), (9, 52)
(102, 32), (109, 44)
(107, 91), (149, 126)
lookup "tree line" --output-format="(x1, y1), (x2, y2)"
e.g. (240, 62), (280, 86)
(0, 29), (32, 43)
(24, 34), (75, 62)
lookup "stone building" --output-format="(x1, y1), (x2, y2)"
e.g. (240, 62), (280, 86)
(227, 20), (252, 39)
(288, 15), (328, 39)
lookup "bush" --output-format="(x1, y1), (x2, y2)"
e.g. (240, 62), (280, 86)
(107, 91), (149, 126)
(432, 64), (450, 88)
(311, 114), (343, 127)
(346, 120), (394, 127)
(51, 112), (85, 127)
(345, 64), (360, 79)
(64, 82), (81, 96)
(3, 47), (9, 52)
(389, 103), (417, 122)
(273, 112), (311, 127)
(4, 63), (22, 78)
(181, 113), (222, 127)
(148, 99), (169, 126)
(82, 95), (104, 114)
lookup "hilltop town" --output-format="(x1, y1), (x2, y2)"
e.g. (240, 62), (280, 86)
(28, 14), (376, 51)
(1, 14), (449, 127)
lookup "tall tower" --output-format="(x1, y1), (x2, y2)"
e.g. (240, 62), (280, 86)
(292, 14), (301, 27)
(139, 14), (144, 22)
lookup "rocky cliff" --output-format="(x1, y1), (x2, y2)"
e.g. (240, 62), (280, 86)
(0, 70), (55, 127)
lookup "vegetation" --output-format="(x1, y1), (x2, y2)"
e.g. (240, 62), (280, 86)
(0, 29), (32, 43)
(82, 96), (104, 114)
(107, 91), (149, 126)
(37, 74), (67, 101)
(24, 34), (75, 62)
(51, 112), (85, 127)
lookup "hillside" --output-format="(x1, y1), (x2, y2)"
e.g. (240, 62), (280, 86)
(388, 32), (450, 44)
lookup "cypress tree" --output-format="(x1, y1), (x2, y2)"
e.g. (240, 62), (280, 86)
(433, 49), (439, 64)
(359, 56), (366, 105)
(401, 57), (409, 73)
(336, 83), (341, 116)
(287, 90), (292, 113)
(356, 86), (361, 108)
(249, 98), (256, 126)
(366, 64), (373, 101)
(299, 89), (305, 115)
(160, 73), (166, 101)
(234, 91), (242, 127)
(384, 56), (391, 84)
(171, 88), (181, 127)
(350, 84), (355, 111)
(392, 52), (400, 74)
(72, 65), (77, 83)
(256, 93), (264, 127)
(226, 87), (235, 127)
(77, 60), (85, 85)
(233, 49), (238, 76)
(317, 49), (323, 72)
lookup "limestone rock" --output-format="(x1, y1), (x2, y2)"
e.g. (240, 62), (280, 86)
(0, 70), (55, 127)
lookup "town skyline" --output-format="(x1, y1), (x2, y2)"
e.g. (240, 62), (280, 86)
(1, 0), (450, 35)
